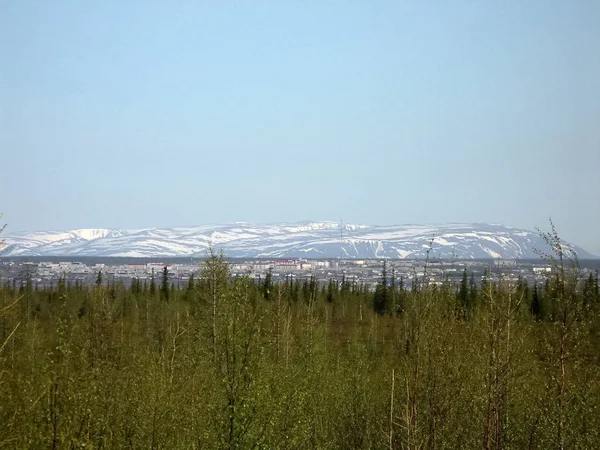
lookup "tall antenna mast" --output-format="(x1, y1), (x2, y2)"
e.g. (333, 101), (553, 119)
(340, 218), (343, 260)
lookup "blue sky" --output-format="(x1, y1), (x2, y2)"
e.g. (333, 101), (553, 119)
(1, 1), (599, 254)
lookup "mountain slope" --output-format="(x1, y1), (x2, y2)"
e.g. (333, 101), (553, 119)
(1, 221), (593, 259)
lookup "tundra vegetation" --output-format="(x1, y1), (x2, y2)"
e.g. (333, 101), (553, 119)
(0, 232), (599, 449)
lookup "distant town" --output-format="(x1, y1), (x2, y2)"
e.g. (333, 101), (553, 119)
(2, 257), (599, 290)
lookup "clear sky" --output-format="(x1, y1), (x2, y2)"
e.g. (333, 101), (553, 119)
(1, 1), (599, 254)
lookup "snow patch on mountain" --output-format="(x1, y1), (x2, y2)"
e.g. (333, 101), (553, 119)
(0, 222), (594, 259)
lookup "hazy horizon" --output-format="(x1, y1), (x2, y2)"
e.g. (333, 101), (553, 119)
(1, 1), (599, 254)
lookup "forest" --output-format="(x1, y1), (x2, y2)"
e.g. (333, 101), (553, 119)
(1, 229), (599, 449)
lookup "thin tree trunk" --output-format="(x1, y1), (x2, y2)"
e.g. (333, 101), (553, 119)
(389, 369), (395, 450)
(558, 325), (567, 450)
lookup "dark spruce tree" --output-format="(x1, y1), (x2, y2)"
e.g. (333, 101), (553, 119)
(458, 268), (468, 319)
(373, 260), (389, 315)
(149, 268), (156, 296)
(160, 266), (170, 302)
(468, 272), (478, 310)
(185, 274), (195, 303)
(390, 267), (397, 316)
(582, 272), (599, 313)
(397, 275), (406, 315)
(326, 278), (335, 303)
(530, 282), (542, 321)
(95, 270), (103, 288)
(263, 268), (273, 301)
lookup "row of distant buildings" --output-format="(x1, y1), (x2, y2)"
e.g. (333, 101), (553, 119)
(2, 258), (589, 290)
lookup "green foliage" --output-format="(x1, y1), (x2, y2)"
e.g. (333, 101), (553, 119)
(1, 249), (600, 448)
(149, 268), (156, 296)
(262, 268), (272, 301)
(373, 260), (389, 315)
(531, 282), (542, 320)
(160, 265), (170, 302)
(457, 268), (469, 319)
(95, 270), (103, 287)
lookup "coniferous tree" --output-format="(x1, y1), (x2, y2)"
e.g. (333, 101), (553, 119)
(57, 274), (66, 301)
(468, 272), (478, 310)
(291, 279), (300, 302)
(263, 268), (273, 301)
(2, 223), (600, 448)
(95, 270), (103, 287)
(160, 266), (170, 302)
(149, 268), (156, 296)
(544, 278), (556, 321)
(390, 267), (397, 316)
(373, 261), (389, 315)
(340, 273), (349, 298)
(582, 272), (600, 314)
(395, 275), (406, 315)
(308, 275), (317, 303)
(458, 268), (468, 318)
(481, 268), (490, 303)
(130, 277), (136, 294)
(301, 277), (309, 301)
(185, 274), (195, 303)
(530, 282), (542, 320)
(326, 278), (334, 303)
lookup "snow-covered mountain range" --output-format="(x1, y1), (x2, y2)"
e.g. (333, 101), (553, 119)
(0, 221), (594, 259)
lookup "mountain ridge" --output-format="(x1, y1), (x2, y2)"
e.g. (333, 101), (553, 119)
(1, 222), (594, 259)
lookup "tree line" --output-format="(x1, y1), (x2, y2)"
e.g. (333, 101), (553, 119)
(1, 242), (600, 448)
